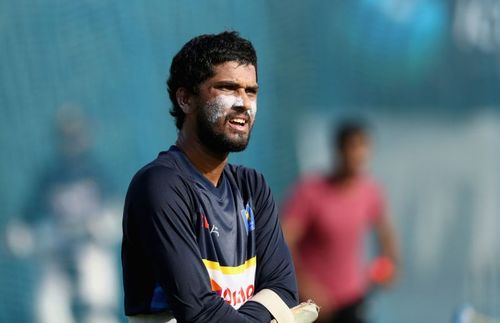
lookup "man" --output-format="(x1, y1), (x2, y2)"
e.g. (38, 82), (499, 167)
(282, 121), (399, 323)
(122, 32), (307, 323)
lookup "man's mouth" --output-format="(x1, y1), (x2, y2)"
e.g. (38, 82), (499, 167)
(229, 117), (246, 126)
(227, 116), (250, 131)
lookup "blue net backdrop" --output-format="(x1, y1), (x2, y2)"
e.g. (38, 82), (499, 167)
(1, 1), (499, 322)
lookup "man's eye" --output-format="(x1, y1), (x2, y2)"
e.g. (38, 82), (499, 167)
(218, 85), (236, 91)
(246, 90), (258, 97)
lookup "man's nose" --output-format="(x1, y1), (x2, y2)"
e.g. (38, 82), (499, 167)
(236, 89), (252, 110)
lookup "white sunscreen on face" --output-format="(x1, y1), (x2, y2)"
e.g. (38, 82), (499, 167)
(249, 101), (257, 118)
(205, 95), (257, 123)
(205, 96), (229, 124)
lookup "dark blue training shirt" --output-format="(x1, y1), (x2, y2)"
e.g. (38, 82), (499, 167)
(122, 146), (298, 322)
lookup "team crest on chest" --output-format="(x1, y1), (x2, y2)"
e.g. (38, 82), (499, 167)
(240, 203), (255, 234)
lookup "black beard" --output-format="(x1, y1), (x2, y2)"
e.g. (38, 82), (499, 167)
(196, 108), (251, 155)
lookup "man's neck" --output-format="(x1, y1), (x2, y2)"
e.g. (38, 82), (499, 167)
(330, 167), (359, 187)
(176, 130), (228, 187)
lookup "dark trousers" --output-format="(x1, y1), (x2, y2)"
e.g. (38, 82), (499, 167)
(328, 298), (366, 323)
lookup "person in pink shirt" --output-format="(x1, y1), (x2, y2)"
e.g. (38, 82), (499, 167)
(282, 120), (399, 323)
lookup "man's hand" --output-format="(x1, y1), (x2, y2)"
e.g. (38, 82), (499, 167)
(270, 300), (319, 323)
(290, 300), (320, 323)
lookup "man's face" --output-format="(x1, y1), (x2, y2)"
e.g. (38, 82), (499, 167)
(193, 61), (258, 154)
(339, 133), (371, 176)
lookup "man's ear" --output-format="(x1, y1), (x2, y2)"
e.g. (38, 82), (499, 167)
(176, 88), (195, 114)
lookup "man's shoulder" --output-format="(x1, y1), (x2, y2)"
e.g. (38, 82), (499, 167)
(129, 153), (190, 193)
(359, 175), (384, 195)
(125, 155), (196, 215)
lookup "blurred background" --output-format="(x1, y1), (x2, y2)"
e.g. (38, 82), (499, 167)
(1, 0), (499, 322)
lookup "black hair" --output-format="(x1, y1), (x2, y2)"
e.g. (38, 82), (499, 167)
(333, 119), (370, 150)
(166, 31), (257, 130)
